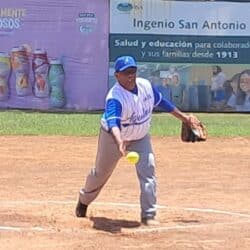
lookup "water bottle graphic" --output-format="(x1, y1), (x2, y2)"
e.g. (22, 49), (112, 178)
(32, 49), (49, 98)
(0, 52), (11, 101)
(198, 84), (211, 111)
(11, 46), (30, 96)
(189, 85), (199, 111)
(48, 59), (66, 108)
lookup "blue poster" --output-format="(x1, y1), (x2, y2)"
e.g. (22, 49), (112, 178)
(109, 0), (250, 112)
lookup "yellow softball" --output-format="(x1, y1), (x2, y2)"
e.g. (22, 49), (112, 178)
(126, 151), (140, 165)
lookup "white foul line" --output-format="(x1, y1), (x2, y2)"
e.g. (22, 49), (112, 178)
(1, 220), (250, 234)
(0, 200), (166, 208)
(1, 199), (250, 233)
(122, 219), (250, 234)
(2, 200), (248, 218)
(183, 207), (250, 219)
(0, 226), (47, 232)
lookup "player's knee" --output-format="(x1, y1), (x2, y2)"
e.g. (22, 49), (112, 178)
(136, 153), (155, 177)
(148, 153), (155, 168)
(137, 152), (155, 168)
(90, 168), (97, 177)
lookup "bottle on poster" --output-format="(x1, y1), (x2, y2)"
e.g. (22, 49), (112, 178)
(32, 49), (49, 98)
(0, 52), (11, 101)
(48, 58), (66, 108)
(10, 46), (30, 96)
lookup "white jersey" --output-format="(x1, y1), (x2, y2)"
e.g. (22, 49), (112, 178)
(102, 77), (156, 141)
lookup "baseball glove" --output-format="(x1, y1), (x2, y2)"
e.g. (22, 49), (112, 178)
(181, 115), (207, 142)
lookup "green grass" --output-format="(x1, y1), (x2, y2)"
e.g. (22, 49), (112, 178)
(0, 110), (100, 136)
(151, 113), (250, 137)
(0, 110), (249, 137)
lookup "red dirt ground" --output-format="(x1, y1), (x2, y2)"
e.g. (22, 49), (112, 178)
(0, 136), (249, 250)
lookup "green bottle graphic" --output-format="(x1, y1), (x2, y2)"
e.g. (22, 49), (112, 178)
(48, 59), (66, 108)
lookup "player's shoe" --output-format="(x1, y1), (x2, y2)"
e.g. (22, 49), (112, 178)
(75, 200), (88, 217)
(141, 217), (160, 226)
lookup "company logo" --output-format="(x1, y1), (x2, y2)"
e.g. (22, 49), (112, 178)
(116, 2), (143, 12)
(75, 12), (97, 35)
(117, 3), (133, 12)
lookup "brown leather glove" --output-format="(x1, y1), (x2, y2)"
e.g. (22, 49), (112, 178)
(181, 115), (207, 142)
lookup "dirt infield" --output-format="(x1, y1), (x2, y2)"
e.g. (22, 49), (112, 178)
(0, 136), (249, 250)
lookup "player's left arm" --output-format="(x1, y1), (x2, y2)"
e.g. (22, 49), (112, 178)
(152, 85), (176, 112)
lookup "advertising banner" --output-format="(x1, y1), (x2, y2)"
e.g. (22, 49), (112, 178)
(110, 0), (250, 112)
(0, 0), (109, 111)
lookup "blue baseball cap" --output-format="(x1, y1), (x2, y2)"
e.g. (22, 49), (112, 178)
(114, 56), (137, 72)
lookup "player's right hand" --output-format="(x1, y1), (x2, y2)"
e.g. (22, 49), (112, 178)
(111, 126), (126, 156)
(118, 141), (126, 156)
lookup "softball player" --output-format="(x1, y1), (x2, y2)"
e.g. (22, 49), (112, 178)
(76, 56), (198, 226)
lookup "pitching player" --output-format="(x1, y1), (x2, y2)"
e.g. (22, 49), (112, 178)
(76, 56), (198, 226)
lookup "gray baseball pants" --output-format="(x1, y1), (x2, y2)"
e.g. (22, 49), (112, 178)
(79, 128), (157, 220)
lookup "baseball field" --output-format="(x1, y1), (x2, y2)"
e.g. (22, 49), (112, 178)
(0, 111), (249, 250)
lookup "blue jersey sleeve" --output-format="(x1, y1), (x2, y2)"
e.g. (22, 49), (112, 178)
(104, 98), (122, 129)
(152, 85), (175, 112)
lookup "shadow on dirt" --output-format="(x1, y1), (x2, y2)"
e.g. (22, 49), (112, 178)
(90, 216), (141, 233)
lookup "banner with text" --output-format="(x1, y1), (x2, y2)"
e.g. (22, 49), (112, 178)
(0, 0), (109, 111)
(109, 0), (250, 112)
